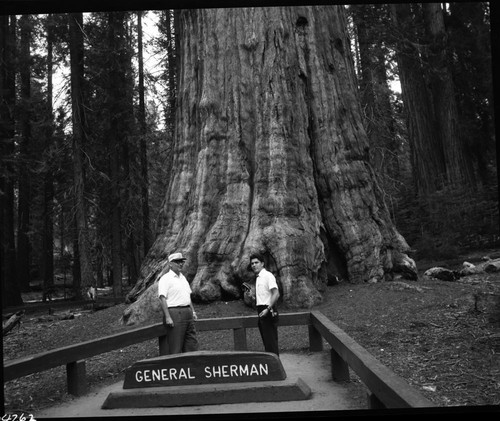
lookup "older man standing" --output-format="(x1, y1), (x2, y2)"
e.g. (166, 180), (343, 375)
(250, 253), (280, 356)
(158, 252), (198, 354)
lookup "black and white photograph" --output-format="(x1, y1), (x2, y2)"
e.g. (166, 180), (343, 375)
(1, 1), (498, 419)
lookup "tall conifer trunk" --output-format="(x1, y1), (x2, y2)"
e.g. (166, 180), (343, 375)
(69, 13), (94, 297)
(423, 3), (475, 188)
(124, 6), (416, 321)
(106, 11), (125, 297)
(351, 4), (399, 188)
(137, 12), (152, 256)
(41, 15), (55, 292)
(391, 3), (446, 195)
(1, 15), (22, 306)
(17, 15), (32, 292)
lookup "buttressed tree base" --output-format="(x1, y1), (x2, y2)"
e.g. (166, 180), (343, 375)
(124, 6), (416, 321)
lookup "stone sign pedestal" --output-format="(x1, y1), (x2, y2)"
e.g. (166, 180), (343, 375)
(102, 350), (311, 409)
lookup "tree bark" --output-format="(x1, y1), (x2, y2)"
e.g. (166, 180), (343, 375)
(351, 4), (399, 187)
(69, 13), (94, 297)
(0, 15), (23, 307)
(106, 11), (125, 298)
(42, 14), (55, 293)
(17, 14), (32, 292)
(391, 3), (446, 195)
(72, 218), (81, 290)
(137, 11), (152, 256)
(165, 10), (177, 137)
(124, 6), (415, 318)
(423, 3), (475, 188)
(448, 2), (494, 186)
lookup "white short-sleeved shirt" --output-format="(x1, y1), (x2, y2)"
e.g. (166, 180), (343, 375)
(157, 270), (192, 307)
(255, 268), (278, 306)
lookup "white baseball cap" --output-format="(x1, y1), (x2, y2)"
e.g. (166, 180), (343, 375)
(168, 252), (186, 262)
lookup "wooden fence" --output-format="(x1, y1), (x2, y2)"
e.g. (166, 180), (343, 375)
(3, 310), (435, 409)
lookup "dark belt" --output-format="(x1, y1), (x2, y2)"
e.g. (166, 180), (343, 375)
(169, 305), (190, 309)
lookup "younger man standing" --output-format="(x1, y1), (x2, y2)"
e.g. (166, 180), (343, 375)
(250, 253), (280, 356)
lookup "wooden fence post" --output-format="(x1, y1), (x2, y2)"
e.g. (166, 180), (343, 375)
(308, 324), (323, 352)
(159, 335), (169, 355)
(67, 360), (87, 396)
(368, 392), (386, 409)
(330, 348), (349, 381)
(233, 328), (248, 351)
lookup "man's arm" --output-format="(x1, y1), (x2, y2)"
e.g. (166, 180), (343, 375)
(269, 287), (279, 308)
(159, 295), (174, 327)
(258, 287), (280, 318)
(190, 302), (197, 320)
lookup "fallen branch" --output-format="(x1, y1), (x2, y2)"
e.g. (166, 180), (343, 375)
(2, 310), (25, 336)
(37, 311), (76, 323)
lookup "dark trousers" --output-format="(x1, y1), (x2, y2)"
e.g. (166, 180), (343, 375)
(257, 305), (279, 356)
(164, 306), (198, 354)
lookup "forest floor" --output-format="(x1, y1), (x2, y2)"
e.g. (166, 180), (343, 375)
(2, 249), (500, 415)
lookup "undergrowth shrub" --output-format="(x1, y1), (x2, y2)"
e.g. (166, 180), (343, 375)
(392, 182), (499, 260)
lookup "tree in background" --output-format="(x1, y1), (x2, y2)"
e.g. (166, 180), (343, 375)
(137, 11), (152, 256)
(423, 2), (475, 188)
(105, 11), (126, 298)
(68, 12), (95, 298)
(1, 14), (22, 306)
(39, 14), (56, 295)
(350, 4), (401, 196)
(17, 14), (33, 293)
(447, 2), (495, 186)
(391, 3), (446, 196)
(389, 3), (496, 256)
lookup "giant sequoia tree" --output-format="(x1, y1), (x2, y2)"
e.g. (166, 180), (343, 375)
(123, 6), (416, 322)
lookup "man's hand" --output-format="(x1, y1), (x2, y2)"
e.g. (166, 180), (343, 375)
(164, 315), (174, 327)
(258, 308), (269, 318)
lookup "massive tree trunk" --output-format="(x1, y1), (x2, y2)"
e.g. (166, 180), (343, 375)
(123, 6), (415, 323)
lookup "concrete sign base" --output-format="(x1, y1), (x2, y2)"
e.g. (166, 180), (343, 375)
(102, 378), (311, 408)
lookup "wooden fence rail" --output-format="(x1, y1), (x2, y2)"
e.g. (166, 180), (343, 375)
(309, 311), (434, 408)
(3, 311), (435, 409)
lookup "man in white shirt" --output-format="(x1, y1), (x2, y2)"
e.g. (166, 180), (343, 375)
(250, 253), (280, 356)
(158, 252), (198, 354)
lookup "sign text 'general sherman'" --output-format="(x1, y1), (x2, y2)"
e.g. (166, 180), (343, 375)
(123, 351), (286, 389)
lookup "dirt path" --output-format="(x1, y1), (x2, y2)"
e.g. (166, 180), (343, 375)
(34, 350), (368, 418)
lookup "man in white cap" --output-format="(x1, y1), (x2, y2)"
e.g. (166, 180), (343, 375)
(158, 252), (198, 354)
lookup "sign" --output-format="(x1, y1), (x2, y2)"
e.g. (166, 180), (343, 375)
(123, 350), (286, 389)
